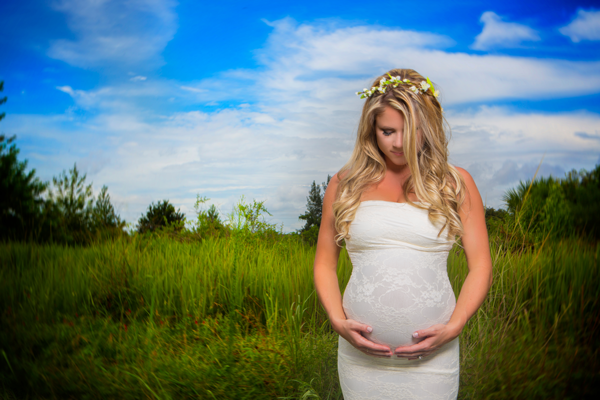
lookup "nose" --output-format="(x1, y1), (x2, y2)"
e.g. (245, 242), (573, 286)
(393, 132), (403, 149)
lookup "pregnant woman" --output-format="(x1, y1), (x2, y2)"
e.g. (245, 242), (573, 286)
(314, 68), (493, 399)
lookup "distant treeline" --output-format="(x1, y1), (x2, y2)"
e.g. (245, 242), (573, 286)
(3, 130), (600, 247)
(491, 165), (600, 245)
(0, 132), (282, 245)
(2, 130), (599, 247)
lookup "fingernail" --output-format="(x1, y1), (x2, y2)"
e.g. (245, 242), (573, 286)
(367, 327), (373, 333)
(412, 332), (419, 338)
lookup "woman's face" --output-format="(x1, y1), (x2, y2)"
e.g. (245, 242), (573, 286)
(375, 105), (412, 167)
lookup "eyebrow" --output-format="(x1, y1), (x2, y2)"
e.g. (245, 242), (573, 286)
(377, 125), (402, 131)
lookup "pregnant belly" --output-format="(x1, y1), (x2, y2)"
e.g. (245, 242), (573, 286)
(342, 270), (456, 349)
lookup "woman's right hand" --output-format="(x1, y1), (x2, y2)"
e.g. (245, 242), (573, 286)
(333, 318), (393, 357)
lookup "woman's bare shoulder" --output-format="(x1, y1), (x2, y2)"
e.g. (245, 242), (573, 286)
(453, 166), (473, 182)
(451, 166), (484, 219)
(323, 172), (342, 202)
(452, 166), (478, 193)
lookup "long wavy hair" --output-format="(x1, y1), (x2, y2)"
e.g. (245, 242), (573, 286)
(333, 68), (466, 245)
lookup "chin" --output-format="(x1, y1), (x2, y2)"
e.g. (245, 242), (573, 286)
(388, 159), (408, 167)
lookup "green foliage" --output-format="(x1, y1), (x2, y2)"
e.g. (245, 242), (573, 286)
(0, 81), (6, 122)
(0, 83), (49, 242)
(0, 135), (48, 241)
(227, 195), (279, 237)
(447, 239), (599, 399)
(298, 175), (331, 244)
(90, 185), (127, 240)
(484, 206), (508, 222)
(0, 85), (124, 245)
(502, 165), (600, 243)
(0, 233), (598, 398)
(561, 166), (600, 238)
(137, 199), (185, 234)
(42, 164), (125, 245)
(92, 185), (124, 229)
(192, 195), (226, 238)
(46, 163), (95, 243)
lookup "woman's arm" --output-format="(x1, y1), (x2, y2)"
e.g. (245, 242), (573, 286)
(445, 167), (493, 333)
(394, 167), (493, 359)
(314, 174), (394, 357)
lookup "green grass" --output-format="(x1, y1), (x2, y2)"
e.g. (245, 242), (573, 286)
(0, 233), (598, 399)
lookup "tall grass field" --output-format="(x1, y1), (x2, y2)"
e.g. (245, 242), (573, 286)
(0, 232), (598, 399)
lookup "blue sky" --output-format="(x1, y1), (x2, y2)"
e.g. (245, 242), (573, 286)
(1, 0), (600, 231)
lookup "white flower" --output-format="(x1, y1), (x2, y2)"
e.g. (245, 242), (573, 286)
(380, 78), (386, 85)
(420, 81), (430, 92)
(409, 85), (419, 94)
(403, 79), (409, 83)
(433, 90), (440, 97)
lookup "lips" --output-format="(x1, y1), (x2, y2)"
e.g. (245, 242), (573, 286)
(391, 151), (404, 156)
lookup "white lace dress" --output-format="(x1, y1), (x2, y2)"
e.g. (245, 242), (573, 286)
(338, 201), (459, 400)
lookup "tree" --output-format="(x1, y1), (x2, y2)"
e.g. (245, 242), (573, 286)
(43, 165), (126, 244)
(0, 81), (6, 122)
(0, 81), (124, 244)
(137, 200), (185, 234)
(92, 185), (125, 230)
(193, 195), (225, 237)
(484, 206), (508, 229)
(48, 164), (94, 227)
(0, 81), (48, 241)
(298, 175), (331, 244)
(46, 164), (95, 243)
(502, 165), (600, 241)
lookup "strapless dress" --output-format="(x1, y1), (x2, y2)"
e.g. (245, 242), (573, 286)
(338, 200), (459, 400)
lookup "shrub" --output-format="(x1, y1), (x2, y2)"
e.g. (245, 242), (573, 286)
(137, 199), (185, 234)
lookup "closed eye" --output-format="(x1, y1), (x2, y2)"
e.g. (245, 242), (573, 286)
(382, 130), (393, 136)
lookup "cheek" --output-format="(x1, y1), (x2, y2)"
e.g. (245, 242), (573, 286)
(375, 134), (386, 151)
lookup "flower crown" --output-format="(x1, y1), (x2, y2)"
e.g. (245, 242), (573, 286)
(356, 74), (439, 99)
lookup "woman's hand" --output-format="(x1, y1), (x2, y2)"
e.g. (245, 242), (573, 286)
(333, 318), (393, 358)
(393, 323), (461, 360)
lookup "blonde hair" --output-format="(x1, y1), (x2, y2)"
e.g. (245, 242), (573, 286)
(333, 68), (466, 245)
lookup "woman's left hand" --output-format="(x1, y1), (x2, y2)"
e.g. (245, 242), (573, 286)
(393, 323), (461, 360)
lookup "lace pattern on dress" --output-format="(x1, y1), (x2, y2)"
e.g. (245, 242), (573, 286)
(338, 201), (459, 400)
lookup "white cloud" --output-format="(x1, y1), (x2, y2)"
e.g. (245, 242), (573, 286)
(59, 19), (600, 113)
(574, 131), (600, 141)
(472, 11), (540, 51)
(48, 0), (177, 69)
(15, 18), (600, 230)
(130, 76), (147, 82)
(447, 107), (600, 207)
(234, 19), (600, 108)
(51, 18), (600, 116)
(56, 85), (75, 96)
(180, 86), (207, 93)
(560, 9), (600, 43)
